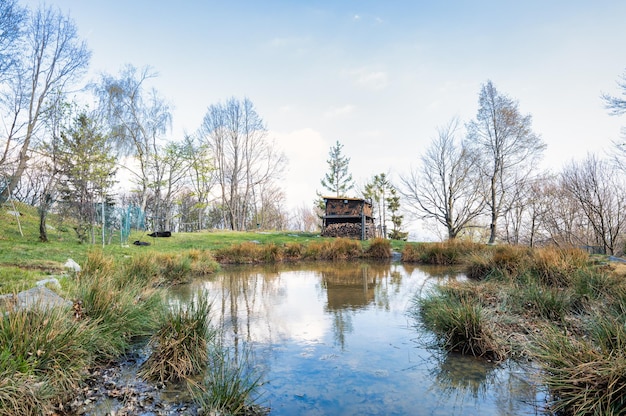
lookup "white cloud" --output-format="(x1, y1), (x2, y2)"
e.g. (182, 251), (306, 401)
(271, 128), (329, 210)
(324, 104), (355, 118)
(346, 68), (389, 90)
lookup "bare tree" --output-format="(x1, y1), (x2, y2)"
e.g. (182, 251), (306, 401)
(561, 154), (626, 255)
(155, 141), (193, 231)
(0, 0), (25, 80)
(602, 68), (626, 138)
(94, 65), (172, 230)
(400, 118), (485, 240)
(0, 5), (90, 205)
(291, 203), (319, 232)
(183, 134), (216, 230)
(363, 173), (393, 238)
(466, 80), (545, 244)
(198, 97), (286, 230)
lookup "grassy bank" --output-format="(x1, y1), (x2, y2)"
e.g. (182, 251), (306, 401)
(0, 250), (264, 415)
(410, 242), (626, 415)
(1, 201), (403, 292)
(0, 202), (399, 414)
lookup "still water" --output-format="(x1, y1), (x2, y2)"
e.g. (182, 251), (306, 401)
(170, 261), (546, 416)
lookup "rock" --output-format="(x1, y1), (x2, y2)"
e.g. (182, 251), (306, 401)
(0, 286), (71, 312)
(36, 277), (61, 289)
(64, 258), (81, 273)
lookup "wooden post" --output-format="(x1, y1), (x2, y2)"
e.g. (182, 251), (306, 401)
(361, 201), (365, 241)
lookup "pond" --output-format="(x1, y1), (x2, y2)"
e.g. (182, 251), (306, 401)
(169, 261), (547, 415)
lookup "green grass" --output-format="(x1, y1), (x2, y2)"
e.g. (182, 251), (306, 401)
(411, 245), (626, 415)
(140, 295), (215, 383)
(0, 201), (407, 292)
(189, 342), (265, 415)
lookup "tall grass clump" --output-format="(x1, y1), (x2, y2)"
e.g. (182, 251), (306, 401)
(140, 295), (215, 383)
(282, 242), (304, 260)
(365, 237), (392, 259)
(156, 252), (192, 285)
(415, 284), (502, 360)
(533, 323), (626, 416)
(261, 243), (283, 263)
(0, 306), (92, 415)
(490, 245), (531, 277)
(72, 251), (164, 361)
(304, 238), (362, 261)
(189, 342), (265, 415)
(214, 242), (263, 264)
(186, 249), (220, 276)
(402, 240), (484, 265)
(0, 370), (47, 416)
(572, 267), (625, 305)
(516, 282), (571, 321)
(530, 247), (589, 287)
(122, 252), (160, 286)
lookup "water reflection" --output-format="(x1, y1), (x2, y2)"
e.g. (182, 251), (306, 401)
(169, 262), (544, 415)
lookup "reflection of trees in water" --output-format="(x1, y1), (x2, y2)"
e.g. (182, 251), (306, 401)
(169, 261), (411, 353)
(331, 309), (353, 349)
(320, 261), (402, 350)
(428, 352), (543, 414)
(431, 352), (497, 398)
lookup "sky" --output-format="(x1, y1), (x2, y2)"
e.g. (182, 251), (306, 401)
(19, 0), (626, 235)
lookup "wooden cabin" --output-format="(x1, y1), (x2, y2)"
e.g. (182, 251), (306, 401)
(321, 197), (375, 240)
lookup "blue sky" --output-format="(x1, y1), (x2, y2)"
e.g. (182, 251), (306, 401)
(20, 1), (626, 227)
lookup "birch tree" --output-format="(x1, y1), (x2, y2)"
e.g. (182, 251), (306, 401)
(466, 80), (545, 244)
(94, 65), (172, 229)
(198, 97), (285, 230)
(0, 5), (90, 204)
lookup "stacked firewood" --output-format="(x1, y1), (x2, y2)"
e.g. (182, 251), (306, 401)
(322, 223), (375, 239)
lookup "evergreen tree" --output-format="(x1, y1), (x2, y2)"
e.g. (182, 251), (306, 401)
(387, 188), (408, 240)
(57, 112), (117, 243)
(320, 140), (354, 197)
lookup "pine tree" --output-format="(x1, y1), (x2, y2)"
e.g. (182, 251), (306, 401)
(320, 140), (354, 197)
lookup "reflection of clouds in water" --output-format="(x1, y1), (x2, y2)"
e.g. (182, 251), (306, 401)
(168, 263), (543, 415)
(189, 271), (331, 345)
